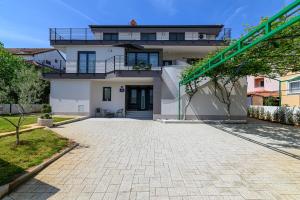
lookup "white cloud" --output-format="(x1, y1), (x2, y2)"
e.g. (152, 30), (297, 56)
(224, 6), (248, 25)
(150, 0), (177, 16)
(54, 0), (98, 24)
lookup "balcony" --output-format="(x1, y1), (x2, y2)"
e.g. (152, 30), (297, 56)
(49, 28), (231, 46)
(42, 55), (162, 79)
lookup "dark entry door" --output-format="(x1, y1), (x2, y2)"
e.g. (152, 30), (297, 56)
(126, 86), (153, 111)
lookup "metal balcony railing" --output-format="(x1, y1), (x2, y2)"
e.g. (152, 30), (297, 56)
(49, 28), (232, 41)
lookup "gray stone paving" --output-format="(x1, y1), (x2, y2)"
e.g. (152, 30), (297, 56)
(5, 118), (300, 200)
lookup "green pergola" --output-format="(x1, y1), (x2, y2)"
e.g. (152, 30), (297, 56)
(178, 0), (300, 119)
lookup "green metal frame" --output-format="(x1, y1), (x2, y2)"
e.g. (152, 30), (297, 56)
(178, 0), (300, 119)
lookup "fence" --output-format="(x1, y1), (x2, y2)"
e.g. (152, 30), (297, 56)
(0, 104), (43, 115)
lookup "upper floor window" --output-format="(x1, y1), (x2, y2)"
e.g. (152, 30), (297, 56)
(126, 52), (159, 67)
(289, 80), (300, 94)
(169, 32), (185, 41)
(78, 51), (96, 73)
(254, 78), (264, 88)
(103, 33), (118, 41)
(141, 33), (156, 41)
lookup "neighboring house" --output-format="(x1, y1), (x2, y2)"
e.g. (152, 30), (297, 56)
(6, 48), (66, 70)
(281, 73), (300, 106)
(43, 22), (247, 120)
(247, 76), (279, 106)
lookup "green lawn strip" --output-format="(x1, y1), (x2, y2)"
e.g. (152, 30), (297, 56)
(53, 117), (74, 123)
(0, 115), (75, 133)
(0, 129), (69, 186)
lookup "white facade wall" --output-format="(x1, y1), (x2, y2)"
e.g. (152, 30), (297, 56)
(159, 66), (247, 120)
(156, 32), (169, 40)
(119, 32), (141, 40)
(50, 80), (91, 115)
(65, 46), (125, 73)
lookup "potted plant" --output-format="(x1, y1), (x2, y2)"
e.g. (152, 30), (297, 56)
(37, 104), (53, 127)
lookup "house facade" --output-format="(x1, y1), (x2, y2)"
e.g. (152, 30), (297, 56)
(247, 76), (279, 106)
(6, 48), (66, 70)
(280, 73), (300, 106)
(44, 23), (247, 120)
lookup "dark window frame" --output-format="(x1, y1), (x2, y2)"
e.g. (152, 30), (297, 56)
(141, 33), (156, 41)
(169, 32), (185, 41)
(103, 87), (111, 101)
(103, 33), (118, 41)
(77, 51), (96, 73)
(125, 52), (159, 66)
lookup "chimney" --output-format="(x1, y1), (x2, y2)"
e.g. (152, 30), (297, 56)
(130, 19), (137, 26)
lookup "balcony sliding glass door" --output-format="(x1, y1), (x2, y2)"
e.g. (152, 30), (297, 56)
(78, 51), (96, 73)
(126, 52), (159, 67)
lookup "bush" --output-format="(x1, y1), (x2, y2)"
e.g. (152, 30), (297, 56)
(41, 104), (52, 114)
(285, 107), (295, 125)
(41, 104), (52, 119)
(277, 106), (286, 124)
(273, 108), (279, 122)
(258, 107), (265, 120)
(295, 110), (300, 125)
(254, 107), (259, 119)
(266, 111), (272, 121)
(248, 107), (253, 117)
(263, 96), (279, 106)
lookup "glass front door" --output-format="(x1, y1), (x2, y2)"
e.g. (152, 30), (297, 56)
(126, 86), (153, 111)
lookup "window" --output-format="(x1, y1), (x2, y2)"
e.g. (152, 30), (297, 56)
(198, 33), (207, 40)
(289, 81), (300, 94)
(126, 52), (159, 67)
(78, 51), (96, 73)
(141, 33), (156, 40)
(254, 78), (264, 88)
(103, 33), (118, 41)
(103, 87), (111, 101)
(169, 32), (185, 41)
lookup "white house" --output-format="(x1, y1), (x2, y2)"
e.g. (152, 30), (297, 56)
(44, 22), (247, 120)
(6, 48), (66, 70)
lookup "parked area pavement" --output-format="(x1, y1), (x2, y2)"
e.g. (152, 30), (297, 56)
(5, 118), (300, 200)
(213, 118), (300, 157)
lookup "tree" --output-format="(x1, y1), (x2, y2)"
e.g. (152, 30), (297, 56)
(181, 16), (300, 119)
(0, 44), (47, 145)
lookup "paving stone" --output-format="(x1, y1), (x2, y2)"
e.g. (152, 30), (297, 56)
(5, 119), (300, 199)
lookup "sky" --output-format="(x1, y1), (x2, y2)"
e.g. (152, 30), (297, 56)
(0, 0), (294, 48)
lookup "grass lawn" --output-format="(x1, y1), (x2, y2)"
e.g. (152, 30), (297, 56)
(0, 129), (69, 185)
(0, 115), (74, 133)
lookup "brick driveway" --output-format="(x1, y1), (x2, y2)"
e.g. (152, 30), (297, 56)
(6, 119), (300, 200)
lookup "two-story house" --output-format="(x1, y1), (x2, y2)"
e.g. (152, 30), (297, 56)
(44, 22), (247, 120)
(6, 48), (66, 70)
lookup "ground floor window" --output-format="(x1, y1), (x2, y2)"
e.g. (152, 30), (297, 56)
(103, 87), (111, 101)
(126, 52), (159, 67)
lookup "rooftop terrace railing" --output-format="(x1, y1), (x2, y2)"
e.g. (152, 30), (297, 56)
(49, 28), (232, 41)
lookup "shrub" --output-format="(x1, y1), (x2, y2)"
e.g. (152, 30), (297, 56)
(285, 107), (295, 125)
(248, 107), (253, 117)
(263, 96), (279, 106)
(295, 110), (300, 125)
(278, 106), (286, 124)
(41, 104), (52, 119)
(273, 108), (279, 122)
(266, 111), (272, 121)
(41, 104), (52, 114)
(254, 107), (259, 119)
(258, 107), (265, 120)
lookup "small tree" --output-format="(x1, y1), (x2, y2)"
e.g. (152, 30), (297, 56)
(183, 81), (198, 120)
(295, 110), (300, 125)
(0, 66), (45, 145)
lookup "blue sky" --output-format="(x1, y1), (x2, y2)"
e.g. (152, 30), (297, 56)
(0, 0), (294, 47)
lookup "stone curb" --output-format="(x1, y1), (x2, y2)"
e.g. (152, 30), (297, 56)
(52, 116), (89, 127)
(0, 142), (79, 199)
(157, 119), (247, 124)
(0, 126), (44, 138)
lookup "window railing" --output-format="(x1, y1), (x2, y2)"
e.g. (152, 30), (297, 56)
(49, 28), (231, 41)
